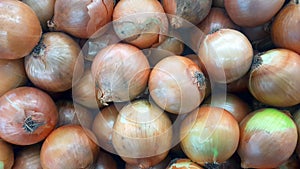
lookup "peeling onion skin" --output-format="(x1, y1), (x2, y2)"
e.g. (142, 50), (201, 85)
(91, 43), (150, 105)
(0, 139), (14, 169)
(162, 0), (212, 29)
(0, 0), (42, 59)
(238, 108), (298, 168)
(25, 32), (84, 93)
(40, 125), (99, 169)
(50, 0), (114, 38)
(113, 0), (169, 49)
(248, 49), (300, 107)
(12, 144), (42, 169)
(0, 87), (58, 146)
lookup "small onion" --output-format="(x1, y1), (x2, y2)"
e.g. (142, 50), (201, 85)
(180, 105), (240, 166)
(271, 0), (300, 54)
(0, 58), (27, 97)
(40, 125), (99, 169)
(0, 87), (58, 145)
(91, 43), (150, 105)
(166, 159), (204, 169)
(22, 0), (55, 31)
(248, 49), (300, 107)
(49, 0), (115, 38)
(12, 144), (42, 169)
(149, 56), (206, 114)
(224, 0), (285, 27)
(161, 0), (212, 29)
(94, 151), (118, 169)
(0, 139), (14, 169)
(25, 32), (84, 93)
(238, 108), (298, 168)
(112, 100), (172, 168)
(198, 28), (253, 83)
(0, 0), (42, 59)
(113, 0), (169, 49)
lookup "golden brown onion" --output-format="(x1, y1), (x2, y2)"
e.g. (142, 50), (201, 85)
(25, 32), (84, 93)
(12, 144), (42, 169)
(0, 139), (14, 169)
(49, 0), (114, 38)
(0, 59), (27, 97)
(0, 0), (42, 59)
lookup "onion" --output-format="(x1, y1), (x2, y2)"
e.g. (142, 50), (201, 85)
(0, 0), (42, 59)
(166, 159), (204, 169)
(204, 93), (251, 122)
(248, 49), (300, 107)
(224, 0), (285, 27)
(92, 104), (119, 154)
(180, 105), (240, 167)
(0, 139), (14, 169)
(91, 43), (150, 105)
(0, 87), (58, 145)
(271, 0), (300, 54)
(22, 0), (55, 31)
(125, 156), (171, 169)
(49, 0), (115, 38)
(112, 100), (172, 168)
(94, 151), (118, 169)
(149, 56), (206, 114)
(227, 73), (249, 93)
(238, 108), (298, 168)
(113, 0), (169, 49)
(161, 0), (212, 29)
(0, 59), (27, 97)
(12, 143), (42, 169)
(56, 100), (94, 129)
(40, 125), (99, 169)
(278, 153), (300, 169)
(198, 28), (253, 83)
(25, 32), (84, 93)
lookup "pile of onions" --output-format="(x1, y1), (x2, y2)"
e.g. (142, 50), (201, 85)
(180, 105), (240, 167)
(25, 32), (84, 93)
(91, 43), (150, 106)
(149, 56), (206, 114)
(112, 100), (172, 168)
(248, 49), (300, 107)
(0, 139), (14, 169)
(49, 0), (115, 38)
(0, 0), (42, 59)
(238, 108), (297, 168)
(12, 144), (42, 169)
(113, 0), (169, 49)
(40, 125), (99, 169)
(198, 28), (253, 83)
(0, 87), (58, 145)
(0, 59), (27, 97)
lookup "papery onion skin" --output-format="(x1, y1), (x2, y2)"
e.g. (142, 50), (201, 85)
(22, 0), (55, 31)
(198, 28), (253, 83)
(50, 0), (114, 38)
(94, 151), (118, 169)
(149, 56), (206, 114)
(162, 0), (212, 29)
(12, 144), (42, 169)
(248, 49), (300, 107)
(166, 159), (204, 169)
(0, 139), (14, 169)
(0, 58), (27, 97)
(91, 43), (150, 105)
(271, 0), (300, 54)
(180, 105), (240, 166)
(25, 32), (84, 93)
(0, 87), (58, 145)
(113, 0), (169, 49)
(224, 0), (285, 27)
(40, 125), (99, 169)
(238, 108), (298, 168)
(0, 0), (42, 59)
(112, 100), (172, 168)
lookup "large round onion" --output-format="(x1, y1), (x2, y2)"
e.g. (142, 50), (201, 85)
(0, 0), (42, 59)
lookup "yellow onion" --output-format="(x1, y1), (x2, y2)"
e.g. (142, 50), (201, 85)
(248, 49), (300, 107)
(238, 108), (298, 168)
(0, 139), (14, 169)
(112, 100), (172, 168)
(49, 0), (115, 38)
(12, 143), (42, 169)
(180, 105), (240, 167)
(0, 0), (42, 59)
(166, 159), (204, 169)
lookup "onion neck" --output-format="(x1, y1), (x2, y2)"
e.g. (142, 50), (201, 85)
(193, 71), (206, 90)
(204, 162), (220, 169)
(23, 116), (44, 133)
(250, 52), (263, 71)
(31, 37), (46, 58)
